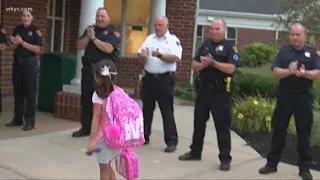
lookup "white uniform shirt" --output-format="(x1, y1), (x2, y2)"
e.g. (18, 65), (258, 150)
(137, 31), (183, 74)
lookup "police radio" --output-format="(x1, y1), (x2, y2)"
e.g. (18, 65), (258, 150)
(89, 24), (95, 29)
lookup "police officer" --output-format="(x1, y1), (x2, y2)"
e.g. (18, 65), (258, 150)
(6, 10), (42, 131)
(259, 23), (320, 180)
(72, 7), (120, 137)
(0, 24), (7, 113)
(137, 16), (182, 153)
(178, 18), (239, 171)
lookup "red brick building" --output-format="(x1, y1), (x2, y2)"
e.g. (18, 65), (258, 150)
(0, 0), (196, 97)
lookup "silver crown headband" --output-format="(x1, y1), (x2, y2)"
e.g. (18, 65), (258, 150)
(100, 65), (118, 76)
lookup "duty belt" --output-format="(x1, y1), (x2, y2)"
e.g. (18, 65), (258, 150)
(195, 77), (228, 93)
(144, 70), (174, 78)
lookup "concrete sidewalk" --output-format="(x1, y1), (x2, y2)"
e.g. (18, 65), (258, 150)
(0, 98), (320, 179)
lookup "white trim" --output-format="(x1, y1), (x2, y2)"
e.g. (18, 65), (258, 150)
(49, 0), (55, 52)
(197, 21), (287, 31)
(48, 0), (66, 52)
(198, 9), (287, 31)
(200, 9), (280, 20)
(120, 0), (126, 56)
(190, 0), (200, 85)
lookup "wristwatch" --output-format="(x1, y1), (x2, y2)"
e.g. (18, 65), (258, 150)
(91, 37), (97, 41)
(157, 53), (162, 58)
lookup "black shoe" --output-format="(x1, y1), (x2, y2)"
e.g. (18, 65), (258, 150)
(164, 145), (176, 153)
(220, 161), (230, 171)
(178, 151), (201, 161)
(299, 171), (313, 180)
(6, 120), (23, 127)
(22, 125), (34, 131)
(143, 140), (150, 145)
(259, 165), (277, 174)
(72, 128), (90, 137)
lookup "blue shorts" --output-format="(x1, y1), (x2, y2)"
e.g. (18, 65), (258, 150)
(96, 141), (120, 164)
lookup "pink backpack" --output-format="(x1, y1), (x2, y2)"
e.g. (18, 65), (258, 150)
(115, 148), (139, 180)
(102, 85), (145, 148)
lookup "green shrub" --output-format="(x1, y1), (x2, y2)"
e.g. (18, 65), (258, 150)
(311, 111), (320, 147)
(235, 73), (278, 98)
(239, 42), (277, 68)
(173, 83), (196, 101)
(231, 95), (296, 134)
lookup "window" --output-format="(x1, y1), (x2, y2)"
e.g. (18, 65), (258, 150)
(105, 0), (150, 56)
(47, 0), (66, 52)
(195, 25), (204, 50)
(226, 28), (237, 45)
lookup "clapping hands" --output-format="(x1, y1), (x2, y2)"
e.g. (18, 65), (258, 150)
(87, 27), (95, 39)
(200, 54), (214, 67)
(289, 60), (306, 77)
(9, 35), (23, 45)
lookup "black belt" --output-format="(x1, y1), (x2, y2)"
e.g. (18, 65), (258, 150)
(144, 70), (174, 78)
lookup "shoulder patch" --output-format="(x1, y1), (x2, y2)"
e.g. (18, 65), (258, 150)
(317, 50), (320, 57)
(114, 31), (120, 37)
(36, 30), (42, 37)
(232, 46), (238, 53)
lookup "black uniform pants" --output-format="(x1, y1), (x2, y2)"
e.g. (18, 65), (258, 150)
(12, 56), (38, 125)
(267, 89), (313, 171)
(141, 72), (178, 146)
(80, 64), (94, 132)
(190, 86), (232, 163)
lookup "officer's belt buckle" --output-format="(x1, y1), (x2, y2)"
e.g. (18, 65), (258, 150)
(152, 73), (159, 78)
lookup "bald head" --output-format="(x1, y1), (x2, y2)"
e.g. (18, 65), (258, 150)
(209, 18), (227, 42)
(289, 23), (306, 50)
(289, 23), (306, 35)
(154, 16), (169, 37)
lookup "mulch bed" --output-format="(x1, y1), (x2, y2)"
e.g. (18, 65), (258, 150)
(235, 131), (320, 172)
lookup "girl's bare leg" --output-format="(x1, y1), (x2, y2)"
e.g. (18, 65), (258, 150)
(99, 163), (110, 180)
(109, 161), (116, 180)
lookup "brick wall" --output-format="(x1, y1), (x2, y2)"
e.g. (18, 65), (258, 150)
(63, 0), (80, 53)
(237, 28), (275, 49)
(0, 0), (48, 96)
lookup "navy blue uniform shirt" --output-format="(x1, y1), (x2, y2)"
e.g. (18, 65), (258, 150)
(271, 45), (320, 90)
(194, 39), (239, 82)
(81, 24), (120, 63)
(11, 24), (42, 57)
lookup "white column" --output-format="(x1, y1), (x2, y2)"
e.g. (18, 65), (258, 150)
(148, 0), (166, 35)
(70, 0), (104, 85)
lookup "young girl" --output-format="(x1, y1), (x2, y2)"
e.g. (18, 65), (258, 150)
(86, 59), (119, 180)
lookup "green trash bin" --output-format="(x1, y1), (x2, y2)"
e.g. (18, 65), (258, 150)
(37, 52), (76, 112)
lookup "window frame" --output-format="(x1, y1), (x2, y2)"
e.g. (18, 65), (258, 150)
(47, 0), (66, 52)
(195, 25), (204, 50)
(226, 27), (237, 45)
(108, 0), (150, 58)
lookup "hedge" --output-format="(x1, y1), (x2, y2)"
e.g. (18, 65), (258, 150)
(174, 69), (320, 108)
